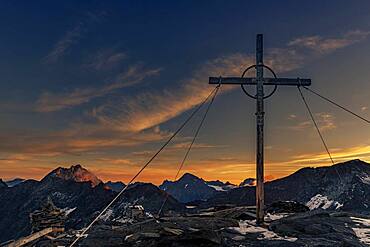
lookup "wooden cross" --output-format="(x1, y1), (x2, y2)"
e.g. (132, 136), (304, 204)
(209, 34), (311, 223)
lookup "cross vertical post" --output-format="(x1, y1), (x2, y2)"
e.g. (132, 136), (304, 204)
(255, 34), (265, 224)
(208, 34), (311, 224)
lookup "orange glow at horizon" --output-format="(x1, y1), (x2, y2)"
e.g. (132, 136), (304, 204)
(1, 145), (369, 185)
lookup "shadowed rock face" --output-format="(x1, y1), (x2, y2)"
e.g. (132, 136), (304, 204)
(109, 182), (186, 219)
(270, 210), (370, 246)
(105, 181), (126, 192)
(0, 167), (185, 243)
(30, 209), (370, 247)
(0, 165), (116, 243)
(160, 173), (217, 203)
(203, 159), (370, 214)
(0, 179), (7, 188)
(159, 173), (236, 203)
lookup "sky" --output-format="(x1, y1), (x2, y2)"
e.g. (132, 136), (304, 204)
(0, 1), (370, 185)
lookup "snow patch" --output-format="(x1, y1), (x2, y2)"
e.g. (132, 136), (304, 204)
(228, 220), (297, 242)
(351, 217), (370, 245)
(100, 209), (113, 221)
(306, 194), (341, 210)
(334, 201), (343, 209)
(265, 213), (290, 221)
(208, 185), (226, 191)
(61, 207), (76, 216)
(360, 175), (370, 185)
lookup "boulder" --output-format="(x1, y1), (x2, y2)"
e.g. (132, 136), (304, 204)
(266, 201), (309, 214)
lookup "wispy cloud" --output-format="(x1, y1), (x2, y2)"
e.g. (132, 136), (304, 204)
(35, 65), (161, 112)
(288, 30), (370, 54)
(39, 29), (369, 133)
(0, 124), (171, 162)
(170, 141), (222, 149)
(288, 112), (337, 132)
(91, 30), (369, 133)
(84, 49), (127, 70)
(4, 29), (369, 182)
(43, 11), (106, 64)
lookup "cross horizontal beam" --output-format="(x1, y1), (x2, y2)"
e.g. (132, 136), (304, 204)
(209, 77), (311, 86)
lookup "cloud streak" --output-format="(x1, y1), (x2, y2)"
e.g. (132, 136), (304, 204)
(4, 29), (369, 182)
(84, 49), (127, 70)
(44, 11), (106, 64)
(35, 65), (161, 112)
(288, 30), (370, 54)
(288, 112), (337, 132)
(92, 30), (369, 133)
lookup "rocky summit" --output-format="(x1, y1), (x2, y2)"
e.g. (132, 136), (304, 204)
(47, 164), (103, 187)
(24, 208), (370, 246)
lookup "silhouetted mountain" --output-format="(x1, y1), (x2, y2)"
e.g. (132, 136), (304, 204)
(105, 181), (126, 192)
(0, 165), (184, 243)
(159, 173), (240, 202)
(159, 173), (219, 202)
(0, 179), (7, 188)
(4, 178), (25, 187)
(46, 164), (102, 187)
(0, 165), (114, 243)
(204, 159), (370, 214)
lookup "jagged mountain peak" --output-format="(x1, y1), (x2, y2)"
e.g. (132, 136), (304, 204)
(46, 164), (102, 187)
(159, 173), (237, 202)
(179, 172), (203, 182)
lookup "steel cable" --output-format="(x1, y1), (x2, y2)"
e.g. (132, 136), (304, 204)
(303, 86), (370, 124)
(297, 86), (343, 184)
(157, 84), (221, 216)
(69, 85), (220, 247)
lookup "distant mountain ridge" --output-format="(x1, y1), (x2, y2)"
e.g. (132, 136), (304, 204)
(4, 178), (25, 187)
(105, 181), (126, 192)
(203, 159), (370, 214)
(159, 173), (236, 203)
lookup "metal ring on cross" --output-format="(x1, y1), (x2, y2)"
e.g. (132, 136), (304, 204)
(240, 64), (278, 99)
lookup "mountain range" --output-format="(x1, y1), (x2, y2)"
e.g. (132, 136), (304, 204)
(200, 159), (370, 213)
(1, 159), (370, 243)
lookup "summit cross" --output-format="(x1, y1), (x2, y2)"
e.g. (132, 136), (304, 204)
(209, 34), (311, 223)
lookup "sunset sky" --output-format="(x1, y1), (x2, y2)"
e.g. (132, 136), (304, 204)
(0, 1), (369, 185)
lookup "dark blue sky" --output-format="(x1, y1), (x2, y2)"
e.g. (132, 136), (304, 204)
(0, 1), (370, 183)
